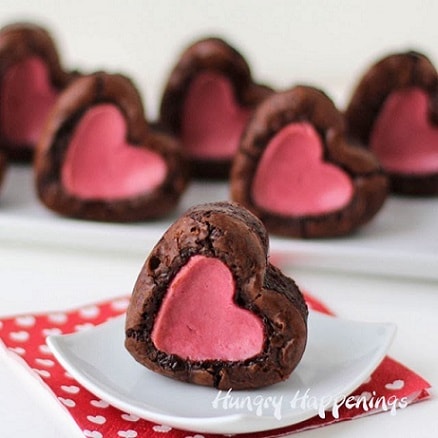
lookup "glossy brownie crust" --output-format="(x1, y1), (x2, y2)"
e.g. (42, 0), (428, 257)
(231, 85), (388, 238)
(125, 201), (308, 390)
(0, 22), (72, 161)
(35, 72), (188, 222)
(345, 51), (438, 195)
(159, 37), (272, 179)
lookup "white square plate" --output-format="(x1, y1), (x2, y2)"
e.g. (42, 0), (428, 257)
(47, 311), (396, 434)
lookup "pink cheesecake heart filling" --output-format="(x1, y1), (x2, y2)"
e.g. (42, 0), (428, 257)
(181, 72), (251, 160)
(0, 56), (58, 145)
(252, 122), (353, 216)
(370, 87), (438, 174)
(151, 255), (264, 361)
(62, 104), (167, 200)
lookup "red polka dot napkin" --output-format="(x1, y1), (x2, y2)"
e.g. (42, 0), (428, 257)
(0, 294), (430, 438)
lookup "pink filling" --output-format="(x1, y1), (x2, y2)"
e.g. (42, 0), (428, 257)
(252, 122), (353, 216)
(181, 72), (251, 160)
(151, 255), (264, 361)
(62, 104), (167, 200)
(370, 87), (438, 174)
(0, 56), (58, 145)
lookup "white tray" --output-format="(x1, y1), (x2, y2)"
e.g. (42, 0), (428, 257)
(1, 165), (437, 280)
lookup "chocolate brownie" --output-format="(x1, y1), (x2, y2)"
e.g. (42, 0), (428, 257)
(159, 37), (272, 179)
(231, 85), (388, 238)
(345, 51), (438, 195)
(125, 201), (308, 390)
(35, 72), (189, 222)
(0, 22), (74, 161)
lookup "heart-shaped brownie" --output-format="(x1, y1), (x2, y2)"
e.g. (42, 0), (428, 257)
(35, 72), (188, 222)
(125, 201), (308, 390)
(159, 37), (272, 179)
(0, 22), (73, 161)
(231, 85), (388, 238)
(345, 51), (438, 195)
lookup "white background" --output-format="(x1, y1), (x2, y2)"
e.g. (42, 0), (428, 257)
(2, 0), (438, 113)
(1, 1), (438, 437)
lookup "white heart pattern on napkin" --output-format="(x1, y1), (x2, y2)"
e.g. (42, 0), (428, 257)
(15, 315), (36, 327)
(87, 415), (107, 425)
(61, 384), (80, 394)
(9, 330), (30, 342)
(121, 413), (140, 422)
(117, 431), (138, 438)
(90, 399), (110, 409)
(152, 424), (172, 432)
(58, 397), (76, 408)
(83, 430), (103, 438)
(385, 379), (405, 390)
(35, 358), (55, 367)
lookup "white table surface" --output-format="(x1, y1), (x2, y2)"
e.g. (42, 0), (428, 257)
(1, 247), (437, 437)
(1, 1), (438, 435)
